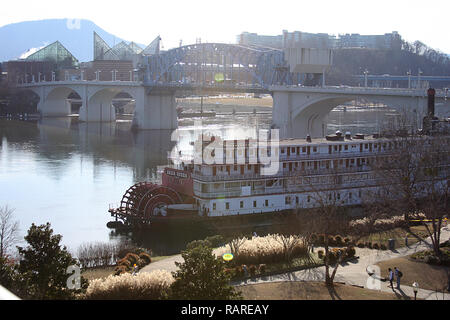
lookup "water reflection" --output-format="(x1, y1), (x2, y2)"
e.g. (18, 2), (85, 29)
(0, 105), (398, 255)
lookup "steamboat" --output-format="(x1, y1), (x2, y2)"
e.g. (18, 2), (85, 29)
(108, 89), (449, 229)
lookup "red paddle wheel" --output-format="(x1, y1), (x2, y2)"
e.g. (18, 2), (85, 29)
(110, 182), (183, 226)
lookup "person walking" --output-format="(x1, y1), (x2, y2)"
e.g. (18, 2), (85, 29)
(388, 268), (394, 290)
(394, 267), (402, 289)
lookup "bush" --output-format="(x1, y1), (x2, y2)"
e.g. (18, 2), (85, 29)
(124, 253), (140, 266)
(186, 239), (212, 250)
(137, 259), (147, 269)
(347, 247), (356, 258)
(326, 250), (338, 265)
(292, 242), (309, 259)
(318, 250), (324, 259)
(373, 243), (379, 250)
(249, 265), (257, 276)
(357, 242), (365, 248)
(234, 265), (244, 277)
(380, 244), (387, 250)
(328, 236), (336, 246)
(334, 235), (343, 246)
(425, 255), (441, 265)
(117, 258), (131, 270)
(344, 237), (351, 244)
(139, 252), (152, 265)
(205, 235), (225, 248)
(217, 234), (307, 266)
(258, 264), (266, 274)
(365, 242), (372, 249)
(85, 270), (174, 300)
(114, 265), (128, 276)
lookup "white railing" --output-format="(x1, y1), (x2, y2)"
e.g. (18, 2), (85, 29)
(271, 85), (448, 97)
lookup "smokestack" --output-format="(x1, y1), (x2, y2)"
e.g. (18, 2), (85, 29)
(427, 88), (435, 116)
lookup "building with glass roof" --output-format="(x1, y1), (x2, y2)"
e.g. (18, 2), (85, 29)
(25, 41), (79, 68)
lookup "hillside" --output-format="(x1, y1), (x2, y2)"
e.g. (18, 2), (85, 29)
(327, 47), (450, 86)
(0, 19), (145, 62)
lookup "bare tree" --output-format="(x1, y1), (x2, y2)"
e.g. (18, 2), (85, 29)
(292, 163), (387, 287)
(373, 135), (450, 257)
(0, 206), (20, 259)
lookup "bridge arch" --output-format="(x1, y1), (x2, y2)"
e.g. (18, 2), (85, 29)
(274, 90), (430, 139)
(79, 86), (138, 122)
(35, 85), (85, 117)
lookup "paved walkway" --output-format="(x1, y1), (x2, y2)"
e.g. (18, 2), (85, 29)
(235, 226), (450, 300)
(141, 226), (450, 300)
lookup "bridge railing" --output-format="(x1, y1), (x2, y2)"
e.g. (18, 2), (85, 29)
(14, 78), (448, 98)
(272, 84), (448, 97)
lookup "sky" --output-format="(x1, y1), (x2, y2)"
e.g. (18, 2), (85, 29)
(1, 0), (449, 53)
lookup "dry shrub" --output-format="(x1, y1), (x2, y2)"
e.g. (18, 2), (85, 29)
(139, 252), (152, 265)
(84, 270), (174, 300)
(114, 265), (128, 276)
(117, 258), (131, 270)
(217, 234), (309, 265)
(124, 253), (140, 265)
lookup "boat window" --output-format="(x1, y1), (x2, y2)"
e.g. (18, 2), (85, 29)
(226, 202), (230, 210)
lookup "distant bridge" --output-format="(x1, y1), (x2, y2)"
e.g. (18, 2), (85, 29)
(141, 42), (300, 89)
(15, 42), (450, 136)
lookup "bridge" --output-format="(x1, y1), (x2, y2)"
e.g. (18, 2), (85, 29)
(271, 85), (450, 138)
(15, 42), (450, 136)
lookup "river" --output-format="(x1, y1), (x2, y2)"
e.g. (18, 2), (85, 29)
(0, 104), (397, 256)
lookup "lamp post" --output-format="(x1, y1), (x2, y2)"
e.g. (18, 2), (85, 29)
(412, 282), (419, 300)
(407, 70), (411, 89)
(111, 70), (118, 81)
(363, 69), (369, 88)
(418, 69), (423, 89)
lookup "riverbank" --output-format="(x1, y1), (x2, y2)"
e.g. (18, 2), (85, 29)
(177, 95), (273, 114)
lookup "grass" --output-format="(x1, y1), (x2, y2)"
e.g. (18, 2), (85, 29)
(261, 252), (323, 275)
(179, 96), (273, 108)
(238, 281), (409, 300)
(82, 266), (116, 281)
(356, 225), (429, 248)
(376, 255), (450, 292)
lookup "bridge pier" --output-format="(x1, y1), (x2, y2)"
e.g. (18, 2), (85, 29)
(272, 90), (351, 138)
(37, 99), (72, 117)
(132, 88), (177, 130)
(78, 102), (116, 122)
